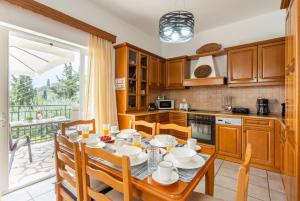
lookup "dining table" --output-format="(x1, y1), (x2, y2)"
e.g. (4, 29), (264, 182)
(85, 133), (217, 201)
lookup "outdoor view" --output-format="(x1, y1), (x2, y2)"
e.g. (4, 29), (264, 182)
(8, 34), (81, 189)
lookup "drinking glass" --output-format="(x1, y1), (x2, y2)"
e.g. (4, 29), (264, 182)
(103, 123), (110, 136)
(132, 132), (141, 147)
(147, 145), (161, 173)
(81, 125), (90, 139)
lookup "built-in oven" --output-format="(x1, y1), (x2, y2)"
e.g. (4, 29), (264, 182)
(187, 114), (216, 145)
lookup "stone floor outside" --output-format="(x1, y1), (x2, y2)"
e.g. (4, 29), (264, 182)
(9, 141), (55, 190)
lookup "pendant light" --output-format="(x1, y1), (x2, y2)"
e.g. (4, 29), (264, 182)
(159, 10), (194, 43)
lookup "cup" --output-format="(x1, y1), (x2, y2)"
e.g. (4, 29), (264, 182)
(157, 161), (177, 181)
(110, 125), (119, 132)
(187, 138), (197, 150)
(103, 123), (110, 136)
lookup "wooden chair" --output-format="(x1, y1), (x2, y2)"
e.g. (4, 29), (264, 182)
(130, 120), (156, 138)
(156, 123), (192, 142)
(81, 143), (133, 201)
(61, 119), (96, 136)
(188, 144), (252, 201)
(54, 133), (83, 201)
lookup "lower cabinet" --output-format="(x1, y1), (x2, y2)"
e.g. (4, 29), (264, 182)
(216, 124), (242, 159)
(242, 119), (275, 168)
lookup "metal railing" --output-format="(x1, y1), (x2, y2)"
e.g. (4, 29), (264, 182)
(9, 105), (72, 143)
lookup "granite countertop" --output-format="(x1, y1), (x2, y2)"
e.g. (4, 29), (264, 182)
(118, 109), (286, 126)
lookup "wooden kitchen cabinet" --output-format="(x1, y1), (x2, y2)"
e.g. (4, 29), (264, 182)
(216, 124), (242, 159)
(227, 37), (285, 87)
(149, 56), (160, 89)
(243, 118), (275, 168)
(165, 57), (190, 89)
(227, 46), (258, 85)
(258, 41), (285, 83)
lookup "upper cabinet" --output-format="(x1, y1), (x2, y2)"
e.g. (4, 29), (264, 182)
(227, 37), (285, 87)
(149, 57), (165, 89)
(165, 57), (190, 89)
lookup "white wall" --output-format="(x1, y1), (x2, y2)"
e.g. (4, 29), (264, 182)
(161, 10), (286, 58)
(0, 0), (161, 54)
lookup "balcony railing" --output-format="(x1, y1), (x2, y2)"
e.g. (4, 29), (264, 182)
(9, 105), (72, 143)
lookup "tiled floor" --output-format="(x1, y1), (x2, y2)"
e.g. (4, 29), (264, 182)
(9, 141), (55, 189)
(2, 159), (287, 201)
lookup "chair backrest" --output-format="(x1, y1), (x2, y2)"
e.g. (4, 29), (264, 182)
(61, 119), (96, 136)
(131, 120), (156, 138)
(156, 123), (192, 141)
(81, 143), (132, 201)
(54, 133), (83, 201)
(236, 144), (252, 201)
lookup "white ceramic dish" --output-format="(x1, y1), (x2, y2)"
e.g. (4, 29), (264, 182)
(152, 170), (179, 185)
(149, 139), (178, 148)
(164, 154), (205, 169)
(183, 144), (201, 151)
(130, 152), (148, 166)
(87, 141), (106, 148)
(121, 129), (136, 135)
(155, 134), (175, 144)
(115, 145), (142, 161)
(110, 130), (120, 134)
(78, 137), (100, 146)
(170, 147), (197, 163)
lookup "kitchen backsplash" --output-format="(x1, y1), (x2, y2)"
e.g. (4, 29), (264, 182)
(149, 85), (285, 114)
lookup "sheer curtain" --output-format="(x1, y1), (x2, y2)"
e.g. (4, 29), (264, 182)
(84, 35), (118, 132)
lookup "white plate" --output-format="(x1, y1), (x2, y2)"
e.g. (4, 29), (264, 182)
(110, 130), (120, 134)
(117, 133), (132, 139)
(87, 141), (106, 148)
(152, 170), (179, 185)
(183, 144), (201, 151)
(164, 154), (205, 169)
(149, 139), (178, 148)
(130, 152), (148, 166)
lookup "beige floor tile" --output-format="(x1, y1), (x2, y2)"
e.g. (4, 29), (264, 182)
(215, 175), (237, 191)
(33, 190), (55, 201)
(2, 190), (32, 201)
(221, 161), (240, 171)
(248, 184), (270, 201)
(214, 185), (236, 201)
(269, 190), (287, 201)
(250, 167), (267, 178)
(267, 171), (282, 181)
(249, 174), (269, 188)
(268, 179), (285, 193)
(194, 179), (205, 193)
(218, 166), (238, 180)
(27, 178), (55, 198)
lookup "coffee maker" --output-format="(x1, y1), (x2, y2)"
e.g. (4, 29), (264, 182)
(256, 98), (269, 115)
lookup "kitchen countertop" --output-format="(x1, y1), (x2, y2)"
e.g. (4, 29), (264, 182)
(118, 109), (285, 126)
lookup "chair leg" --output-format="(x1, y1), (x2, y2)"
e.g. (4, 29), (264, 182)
(9, 150), (16, 172)
(27, 137), (33, 163)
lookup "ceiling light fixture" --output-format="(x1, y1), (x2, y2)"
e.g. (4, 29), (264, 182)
(159, 11), (194, 43)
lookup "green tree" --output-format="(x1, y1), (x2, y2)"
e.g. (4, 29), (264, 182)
(10, 75), (36, 106)
(50, 63), (79, 101)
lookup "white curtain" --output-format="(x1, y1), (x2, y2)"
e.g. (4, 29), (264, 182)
(84, 35), (118, 132)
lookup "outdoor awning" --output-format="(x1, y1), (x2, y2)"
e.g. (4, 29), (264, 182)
(9, 35), (75, 76)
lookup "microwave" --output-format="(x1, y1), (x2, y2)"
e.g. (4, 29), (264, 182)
(156, 100), (174, 110)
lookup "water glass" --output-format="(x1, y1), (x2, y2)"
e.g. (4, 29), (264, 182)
(132, 132), (141, 147)
(81, 125), (90, 138)
(147, 145), (161, 173)
(103, 123), (110, 136)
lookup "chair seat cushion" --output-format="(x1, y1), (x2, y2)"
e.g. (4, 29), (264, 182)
(188, 192), (224, 201)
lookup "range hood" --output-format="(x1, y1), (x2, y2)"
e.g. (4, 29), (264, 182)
(184, 55), (226, 87)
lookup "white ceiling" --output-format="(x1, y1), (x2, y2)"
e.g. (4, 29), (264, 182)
(90, 0), (281, 36)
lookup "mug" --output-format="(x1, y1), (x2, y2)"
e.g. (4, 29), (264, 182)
(110, 125), (119, 132)
(187, 138), (197, 150)
(157, 161), (177, 181)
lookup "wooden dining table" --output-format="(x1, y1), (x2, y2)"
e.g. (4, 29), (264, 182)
(88, 141), (216, 201)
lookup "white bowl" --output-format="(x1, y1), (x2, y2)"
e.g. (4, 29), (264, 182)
(115, 145), (142, 161)
(155, 134), (175, 146)
(170, 147), (197, 163)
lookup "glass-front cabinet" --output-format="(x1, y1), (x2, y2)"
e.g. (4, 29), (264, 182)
(115, 44), (149, 113)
